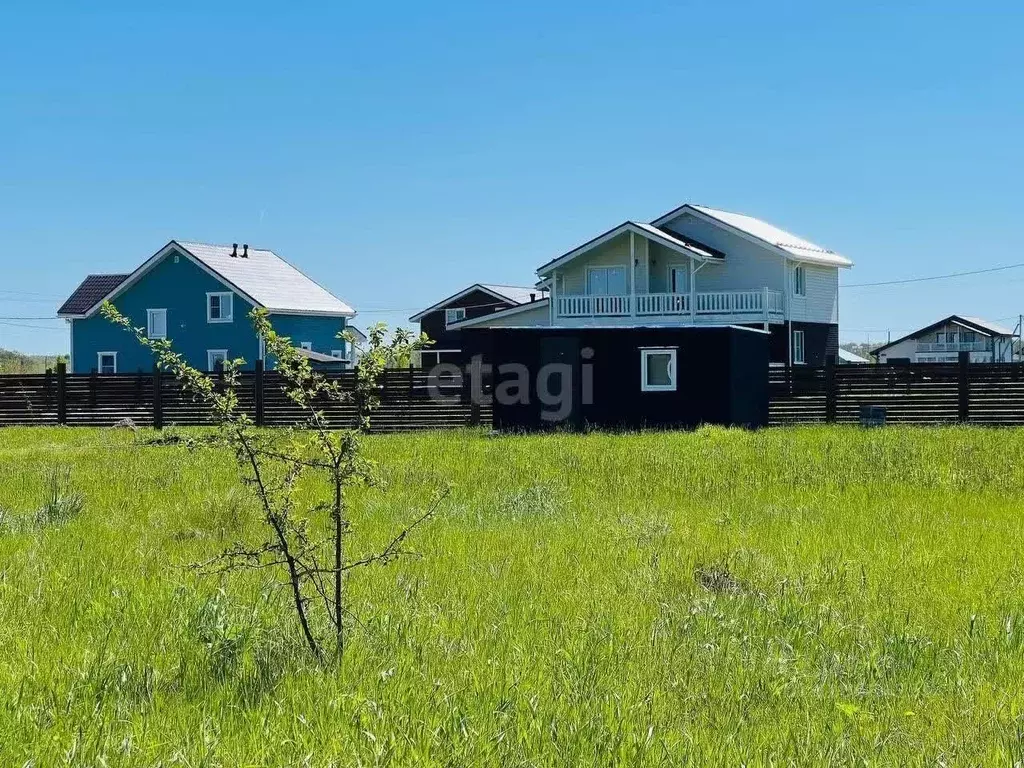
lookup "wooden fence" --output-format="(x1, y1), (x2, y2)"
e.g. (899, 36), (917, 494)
(0, 362), (489, 431)
(7, 355), (1024, 430)
(770, 354), (1024, 426)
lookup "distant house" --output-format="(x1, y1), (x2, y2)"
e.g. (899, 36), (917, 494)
(409, 283), (547, 366)
(872, 315), (1015, 364)
(57, 240), (355, 374)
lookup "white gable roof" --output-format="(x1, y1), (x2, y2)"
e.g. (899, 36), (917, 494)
(178, 242), (354, 316)
(655, 204), (853, 268)
(81, 240), (354, 318)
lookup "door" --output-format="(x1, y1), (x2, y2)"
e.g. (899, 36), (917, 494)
(670, 266), (689, 294)
(538, 335), (581, 428)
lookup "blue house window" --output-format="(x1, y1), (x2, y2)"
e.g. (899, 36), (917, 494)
(207, 292), (233, 323)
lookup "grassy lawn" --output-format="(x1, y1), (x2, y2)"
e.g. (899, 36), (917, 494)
(2, 425), (1024, 765)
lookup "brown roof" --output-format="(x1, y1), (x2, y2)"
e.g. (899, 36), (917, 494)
(57, 274), (130, 316)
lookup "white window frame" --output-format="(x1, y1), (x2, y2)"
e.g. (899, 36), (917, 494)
(330, 349), (345, 359)
(147, 308), (167, 339)
(640, 347), (677, 392)
(300, 342), (312, 351)
(793, 330), (806, 364)
(587, 265), (628, 296)
(97, 351), (117, 374)
(207, 292), (234, 323)
(445, 308), (466, 327)
(207, 349), (228, 371)
(793, 265), (806, 297)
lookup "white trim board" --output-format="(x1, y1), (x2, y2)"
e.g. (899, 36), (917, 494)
(447, 298), (550, 329)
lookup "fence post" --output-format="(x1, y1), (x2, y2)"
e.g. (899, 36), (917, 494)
(824, 356), (837, 423)
(56, 361), (67, 425)
(254, 359), (265, 427)
(958, 351), (970, 422)
(152, 364), (163, 430)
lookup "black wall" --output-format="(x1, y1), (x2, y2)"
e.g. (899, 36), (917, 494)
(462, 326), (769, 431)
(749, 322), (838, 367)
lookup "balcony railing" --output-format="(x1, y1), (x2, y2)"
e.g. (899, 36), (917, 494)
(916, 341), (991, 353)
(555, 289), (785, 319)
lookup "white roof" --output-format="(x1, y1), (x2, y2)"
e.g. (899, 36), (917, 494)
(178, 242), (354, 316)
(678, 205), (853, 268)
(957, 316), (1014, 336)
(838, 348), (870, 363)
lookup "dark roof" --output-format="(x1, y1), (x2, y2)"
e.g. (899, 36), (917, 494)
(57, 274), (130, 316)
(871, 314), (1016, 355)
(653, 226), (727, 260)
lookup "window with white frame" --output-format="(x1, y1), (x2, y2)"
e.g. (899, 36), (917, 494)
(445, 308), (466, 327)
(300, 342), (312, 350)
(587, 266), (628, 295)
(640, 348), (677, 392)
(147, 308), (167, 339)
(793, 265), (806, 297)
(207, 349), (228, 371)
(97, 352), (117, 374)
(331, 349), (345, 359)
(207, 292), (233, 323)
(793, 330), (806, 364)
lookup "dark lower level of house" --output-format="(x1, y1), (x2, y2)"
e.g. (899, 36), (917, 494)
(461, 325), (769, 432)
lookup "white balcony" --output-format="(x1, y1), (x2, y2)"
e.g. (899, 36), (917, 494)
(555, 288), (785, 323)
(916, 341), (991, 353)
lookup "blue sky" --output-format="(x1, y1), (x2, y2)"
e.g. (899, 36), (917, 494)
(2, 1), (1022, 353)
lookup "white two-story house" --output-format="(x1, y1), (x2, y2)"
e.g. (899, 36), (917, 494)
(872, 315), (1014, 364)
(453, 203), (853, 367)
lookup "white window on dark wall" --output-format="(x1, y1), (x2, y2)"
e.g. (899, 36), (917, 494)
(147, 308), (167, 339)
(97, 352), (117, 374)
(793, 330), (806, 364)
(207, 292), (233, 323)
(300, 342), (312, 351)
(445, 308), (466, 327)
(207, 349), (228, 371)
(793, 265), (806, 297)
(640, 347), (677, 392)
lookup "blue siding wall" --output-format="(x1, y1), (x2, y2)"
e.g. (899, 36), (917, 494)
(71, 247), (258, 373)
(70, 246), (351, 374)
(268, 314), (349, 362)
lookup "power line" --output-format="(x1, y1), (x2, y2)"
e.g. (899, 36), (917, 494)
(842, 261), (1024, 289)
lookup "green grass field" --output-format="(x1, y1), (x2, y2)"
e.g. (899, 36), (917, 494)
(2, 425), (1024, 766)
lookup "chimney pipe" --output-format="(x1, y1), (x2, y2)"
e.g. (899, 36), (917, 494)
(242, 243), (248, 258)
(231, 243), (238, 257)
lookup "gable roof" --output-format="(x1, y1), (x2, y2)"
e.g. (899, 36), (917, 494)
(652, 204), (853, 268)
(60, 240), (354, 319)
(409, 283), (546, 322)
(872, 315), (1015, 355)
(536, 220), (722, 277)
(57, 274), (131, 317)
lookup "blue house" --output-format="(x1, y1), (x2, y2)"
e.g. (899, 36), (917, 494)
(57, 240), (356, 374)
